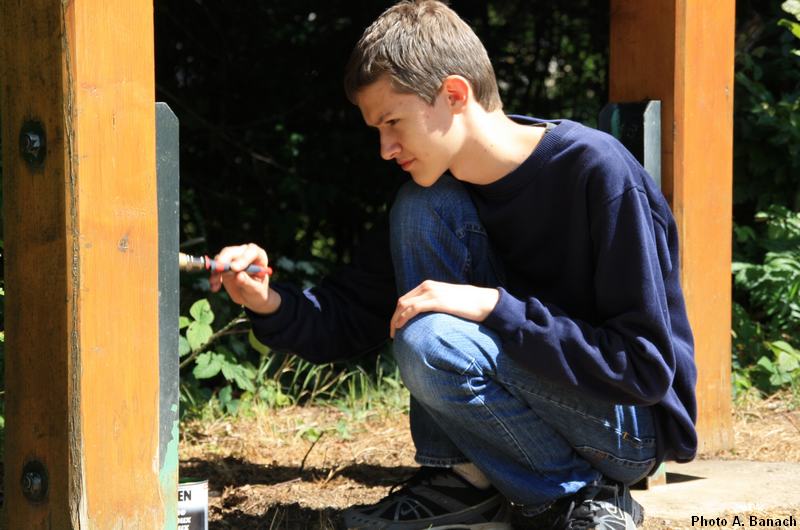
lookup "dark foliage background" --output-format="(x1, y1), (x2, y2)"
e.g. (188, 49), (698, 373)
(0, 1), (798, 414)
(734, 0), (800, 222)
(154, 1), (609, 286)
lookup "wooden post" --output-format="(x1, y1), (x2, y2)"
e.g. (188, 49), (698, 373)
(1, 0), (170, 527)
(609, 0), (735, 452)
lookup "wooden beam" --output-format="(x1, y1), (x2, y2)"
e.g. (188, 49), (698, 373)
(1, 0), (169, 527)
(609, 0), (735, 452)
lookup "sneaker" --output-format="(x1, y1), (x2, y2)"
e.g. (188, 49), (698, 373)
(341, 466), (512, 529)
(511, 479), (643, 530)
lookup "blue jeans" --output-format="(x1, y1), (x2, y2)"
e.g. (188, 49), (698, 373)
(388, 175), (657, 511)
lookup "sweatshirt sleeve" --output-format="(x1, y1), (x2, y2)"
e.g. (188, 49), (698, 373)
(245, 222), (397, 364)
(483, 185), (691, 406)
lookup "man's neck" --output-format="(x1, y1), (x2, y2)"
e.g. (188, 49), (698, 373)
(450, 111), (545, 186)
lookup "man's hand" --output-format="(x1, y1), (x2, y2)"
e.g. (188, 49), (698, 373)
(209, 243), (281, 315)
(390, 280), (500, 338)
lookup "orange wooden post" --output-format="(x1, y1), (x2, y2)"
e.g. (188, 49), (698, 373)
(609, 0), (735, 453)
(0, 0), (172, 527)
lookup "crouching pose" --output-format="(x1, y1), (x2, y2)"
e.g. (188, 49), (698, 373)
(212, 1), (697, 528)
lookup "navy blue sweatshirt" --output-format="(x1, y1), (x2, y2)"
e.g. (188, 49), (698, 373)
(248, 118), (698, 465)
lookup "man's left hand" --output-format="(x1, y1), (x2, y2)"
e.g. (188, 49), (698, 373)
(390, 280), (500, 338)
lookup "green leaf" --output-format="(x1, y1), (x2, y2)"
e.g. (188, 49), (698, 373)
(756, 356), (776, 373)
(179, 335), (191, 357)
(777, 351), (800, 373)
(221, 360), (256, 393)
(767, 340), (799, 356)
(189, 299), (215, 325)
(193, 351), (222, 379)
(219, 384), (233, 405)
(299, 425), (323, 443)
(179, 316), (191, 330)
(778, 19), (800, 40)
(782, 0), (800, 19)
(248, 330), (271, 355)
(769, 371), (792, 387)
(186, 321), (213, 351)
(732, 371), (752, 391)
(258, 382), (291, 408)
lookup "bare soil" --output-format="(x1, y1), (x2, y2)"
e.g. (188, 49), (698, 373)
(180, 394), (800, 529)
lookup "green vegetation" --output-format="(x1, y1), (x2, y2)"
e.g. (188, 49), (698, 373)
(179, 298), (407, 420)
(732, 207), (800, 398)
(164, 0), (609, 416)
(0, 1), (798, 428)
(731, 1), (800, 399)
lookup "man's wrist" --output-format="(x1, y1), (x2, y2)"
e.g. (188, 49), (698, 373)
(477, 287), (500, 321)
(249, 288), (282, 316)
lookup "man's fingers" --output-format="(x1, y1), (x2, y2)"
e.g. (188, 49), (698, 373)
(391, 299), (440, 335)
(215, 244), (245, 264)
(229, 244), (266, 270)
(214, 244), (261, 267)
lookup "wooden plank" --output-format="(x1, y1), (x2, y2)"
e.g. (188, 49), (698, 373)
(675, 0), (736, 454)
(1, 0), (167, 527)
(609, 0), (735, 452)
(1, 0), (72, 526)
(609, 0), (677, 204)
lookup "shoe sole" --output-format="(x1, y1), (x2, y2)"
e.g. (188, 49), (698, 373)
(344, 524), (511, 530)
(425, 523), (513, 530)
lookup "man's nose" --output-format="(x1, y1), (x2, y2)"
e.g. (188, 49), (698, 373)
(380, 132), (400, 160)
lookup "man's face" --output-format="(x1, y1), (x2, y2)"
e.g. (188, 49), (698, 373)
(356, 76), (462, 187)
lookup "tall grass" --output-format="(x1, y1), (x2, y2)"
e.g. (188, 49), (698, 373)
(181, 346), (409, 422)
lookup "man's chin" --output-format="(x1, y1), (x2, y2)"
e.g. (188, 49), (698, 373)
(411, 172), (445, 188)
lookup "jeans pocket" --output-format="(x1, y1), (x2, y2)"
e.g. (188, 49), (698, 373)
(575, 445), (656, 485)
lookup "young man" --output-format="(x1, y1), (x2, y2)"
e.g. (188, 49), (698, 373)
(211, 1), (698, 528)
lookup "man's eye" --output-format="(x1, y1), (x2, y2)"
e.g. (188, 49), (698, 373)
(386, 119), (399, 126)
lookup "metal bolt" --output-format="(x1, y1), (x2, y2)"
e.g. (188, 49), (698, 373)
(22, 472), (43, 497)
(21, 131), (42, 157)
(21, 461), (48, 503)
(19, 121), (46, 167)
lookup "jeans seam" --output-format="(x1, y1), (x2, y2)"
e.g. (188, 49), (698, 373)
(574, 445), (656, 469)
(465, 370), (564, 489)
(504, 379), (652, 449)
(454, 224), (488, 281)
(457, 223), (487, 237)
(414, 455), (470, 467)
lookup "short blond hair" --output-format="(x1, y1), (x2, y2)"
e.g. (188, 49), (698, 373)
(344, 0), (502, 111)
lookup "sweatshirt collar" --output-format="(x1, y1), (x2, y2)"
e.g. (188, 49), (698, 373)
(467, 118), (576, 199)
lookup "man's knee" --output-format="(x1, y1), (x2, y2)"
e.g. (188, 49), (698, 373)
(389, 175), (474, 235)
(393, 313), (487, 403)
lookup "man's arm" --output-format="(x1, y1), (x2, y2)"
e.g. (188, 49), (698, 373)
(214, 223), (397, 363)
(483, 185), (695, 406)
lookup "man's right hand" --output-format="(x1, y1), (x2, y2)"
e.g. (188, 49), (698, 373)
(209, 243), (282, 315)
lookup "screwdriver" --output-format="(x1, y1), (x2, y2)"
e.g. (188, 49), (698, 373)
(178, 252), (273, 276)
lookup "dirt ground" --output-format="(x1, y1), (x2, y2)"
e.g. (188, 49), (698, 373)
(180, 393), (800, 529)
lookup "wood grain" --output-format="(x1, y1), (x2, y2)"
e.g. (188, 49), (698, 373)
(610, 0), (735, 452)
(1, 0), (165, 527)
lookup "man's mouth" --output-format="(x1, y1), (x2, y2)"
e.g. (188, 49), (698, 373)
(398, 159), (415, 170)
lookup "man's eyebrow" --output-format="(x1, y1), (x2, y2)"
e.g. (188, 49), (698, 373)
(370, 111), (390, 128)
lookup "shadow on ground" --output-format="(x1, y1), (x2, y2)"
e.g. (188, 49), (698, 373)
(182, 456), (417, 489)
(209, 502), (345, 530)
(181, 458), (418, 529)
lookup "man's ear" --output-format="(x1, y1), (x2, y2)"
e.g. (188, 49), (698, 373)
(441, 75), (471, 113)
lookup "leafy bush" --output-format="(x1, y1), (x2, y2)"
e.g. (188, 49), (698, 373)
(731, 1), (800, 398)
(734, 0), (800, 219)
(160, 0), (610, 417)
(733, 206), (800, 396)
(178, 298), (406, 418)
